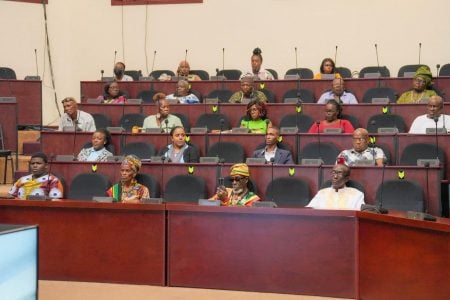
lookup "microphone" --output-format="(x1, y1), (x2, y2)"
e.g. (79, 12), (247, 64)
(100, 70), (104, 81)
(370, 120), (377, 165)
(433, 116), (440, 163)
(72, 120), (79, 161)
(316, 120), (322, 163)
(150, 50), (157, 79)
(46, 153), (55, 199)
(217, 118), (225, 162)
(165, 119), (169, 145)
(334, 45), (338, 67)
(185, 49), (188, 62)
(34, 49), (39, 79)
(222, 47), (225, 74)
(424, 161), (430, 214)
(436, 64), (441, 78)
(374, 43), (382, 87)
(113, 50), (117, 74)
(270, 157), (275, 202)
(160, 156), (166, 199)
(418, 42), (422, 64)
(295, 93), (303, 130)
(264, 119), (270, 133)
(294, 47), (298, 69)
(377, 163), (388, 214)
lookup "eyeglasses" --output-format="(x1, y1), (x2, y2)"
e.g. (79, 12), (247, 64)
(230, 176), (244, 182)
(248, 107), (259, 112)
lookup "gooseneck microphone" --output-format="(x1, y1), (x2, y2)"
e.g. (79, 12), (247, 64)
(418, 42), (422, 64)
(160, 156), (166, 199)
(270, 157), (275, 202)
(185, 49), (188, 62)
(34, 49), (39, 79)
(217, 119), (225, 162)
(334, 45), (338, 68)
(72, 119), (79, 161)
(316, 120), (322, 163)
(100, 70), (104, 80)
(45, 153), (54, 199)
(296, 94), (303, 130)
(113, 50), (117, 74)
(436, 64), (441, 78)
(424, 161), (430, 214)
(374, 43), (382, 87)
(150, 50), (157, 79)
(294, 47), (298, 69)
(377, 163), (388, 214)
(165, 119), (170, 146)
(222, 47), (225, 74)
(433, 116), (440, 164)
(370, 120), (377, 165)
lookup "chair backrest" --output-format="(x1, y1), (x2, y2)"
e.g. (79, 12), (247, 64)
(124, 70), (142, 81)
(68, 173), (111, 200)
(150, 70), (175, 79)
(279, 114), (314, 133)
(265, 177), (310, 207)
(135, 173), (160, 198)
(362, 87), (398, 103)
(207, 142), (245, 163)
(358, 66), (390, 78)
(400, 143), (446, 168)
(216, 69), (242, 80)
(164, 174), (206, 202)
(335, 67), (352, 78)
(119, 113), (146, 132)
(172, 113), (190, 132)
(285, 68), (314, 79)
(438, 63), (450, 76)
(190, 70), (210, 80)
(282, 88), (315, 103)
(206, 89), (234, 103)
(194, 113), (231, 132)
(91, 113), (112, 130)
(397, 64), (429, 77)
(136, 90), (159, 103)
(266, 68), (278, 79)
(120, 142), (156, 159)
(320, 179), (365, 194)
(340, 114), (360, 129)
(258, 88), (276, 103)
(375, 180), (424, 212)
(223, 176), (258, 194)
(366, 114), (406, 133)
(0, 67), (17, 79)
(298, 142), (340, 165)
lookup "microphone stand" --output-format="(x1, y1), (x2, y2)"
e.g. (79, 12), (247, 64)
(374, 43), (382, 88)
(433, 116), (440, 165)
(45, 154), (54, 199)
(72, 119), (79, 161)
(270, 157), (275, 202)
(418, 42), (422, 65)
(217, 119), (225, 161)
(316, 121), (322, 164)
(160, 156), (166, 199)
(377, 163), (388, 214)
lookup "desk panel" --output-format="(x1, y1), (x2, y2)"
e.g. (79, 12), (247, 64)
(0, 80), (42, 126)
(0, 101), (18, 150)
(0, 200), (165, 285)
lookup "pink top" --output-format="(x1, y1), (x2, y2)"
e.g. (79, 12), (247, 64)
(308, 119), (354, 134)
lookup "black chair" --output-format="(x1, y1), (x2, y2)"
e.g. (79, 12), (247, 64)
(190, 70), (210, 80)
(258, 88), (276, 103)
(366, 114), (406, 133)
(119, 113), (146, 132)
(150, 70), (175, 79)
(298, 142), (340, 165)
(400, 143), (446, 170)
(279, 114), (314, 133)
(136, 90), (159, 104)
(82, 142), (115, 155)
(91, 113), (112, 130)
(321, 179), (365, 194)
(164, 174), (206, 202)
(194, 113), (231, 132)
(266, 68), (278, 79)
(265, 177), (310, 207)
(375, 180), (424, 212)
(341, 114), (360, 129)
(124, 70), (142, 81)
(0, 125), (14, 184)
(335, 67), (352, 78)
(358, 66), (390, 78)
(207, 142), (245, 163)
(362, 87), (397, 103)
(397, 64), (429, 77)
(282, 88), (315, 103)
(172, 113), (190, 132)
(0, 67), (17, 80)
(438, 63), (450, 76)
(135, 173), (160, 198)
(285, 68), (314, 79)
(121, 142), (156, 159)
(68, 173), (111, 201)
(216, 69), (242, 80)
(223, 176), (258, 194)
(206, 89), (234, 103)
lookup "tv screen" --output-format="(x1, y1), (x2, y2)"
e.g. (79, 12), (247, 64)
(0, 224), (38, 300)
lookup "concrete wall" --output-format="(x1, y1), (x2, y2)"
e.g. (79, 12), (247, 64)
(1, 0), (449, 124)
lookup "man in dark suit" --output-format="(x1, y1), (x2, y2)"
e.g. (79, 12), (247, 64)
(251, 126), (294, 164)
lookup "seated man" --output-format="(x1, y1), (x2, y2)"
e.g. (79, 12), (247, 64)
(252, 126), (294, 164)
(317, 78), (358, 104)
(113, 62), (133, 81)
(307, 164), (365, 210)
(229, 76), (267, 103)
(176, 60), (202, 81)
(209, 163), (260, 206)
(9, 152), (64, 200)
(142, 95), (183, 133)
(397, 66), (437, 104)
(166, 79), (200, 104)
(409, 95), (450, 133)
(337, 128), (385, 166)
(58, 97), (96, 132)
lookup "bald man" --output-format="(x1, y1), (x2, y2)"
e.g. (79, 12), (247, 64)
(317, 78), (358, 104)
(409, 96), (450, 133)
(336, 128), (385, 166)
(177, 60), (201, 81)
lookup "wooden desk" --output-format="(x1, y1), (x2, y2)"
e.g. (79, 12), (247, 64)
(0, 80), (42, 126)
(0, 100), (18, 150)
(0, 200), (165, 285)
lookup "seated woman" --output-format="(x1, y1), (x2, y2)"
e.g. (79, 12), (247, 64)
(106, 155), (149, 203)
(177, 60), (202, 81)
(97, 81), (127, 104)
(240, 100), (272, 133)
(308, 99), (354, 133)
(158, 126), (199, 163)
(313, 58), (342, 80)
(77, 129), (114, 162)
(397, 66), (437, 104)
(240, 47), (274, 80)
(166, 79), (200, 104)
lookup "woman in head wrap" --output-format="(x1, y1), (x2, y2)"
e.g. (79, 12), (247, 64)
(397, 66), (437, 104)
(106, 155), (149, 203)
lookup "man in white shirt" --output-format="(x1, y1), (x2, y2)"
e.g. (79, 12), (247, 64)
(409, 95), (450, 134)
(307, 164), (365, 210)
(317, 78), (358, 104)
(113, 62), (133, 81)
(58, 97), (96, 132)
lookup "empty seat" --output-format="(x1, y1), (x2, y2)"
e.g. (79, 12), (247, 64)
(335, 67), (352, 78)
(375, 180), (424, 212)
(172, 113), (190, 132)
(194, 113), (231, 132)
(265, 177), (310, 207)
(135, 173), (160, 198)
(206, 89), (234, 103)
(124, 70), (142, 81)
(136, 90), (159, 103)
(397, 64), (429, 77)
(298, 142), (340, 165)
(216, 69), (242, 80)
(91, 113), (112, 130)
(438, 63), (450, 76)
(282, 88), (315, 103)
(121, 142), (156, 159)
(279, 114), (314, 133)
(358, 66), (390, 78)
(190, 70), (210, 80)
(207, 142), (245, 163)
(341, 114), (360, 129)
(285, 68), (314, 79)
(258, 88), (276, 103)
(400, 143), (446, 170)
(164, 174), (206, 202)
(366, 114), (406, 133)
(119, 113), (146, 132)
(0, 67), (17, 79)
(362, 87), (397, 103)
(68, 173), (111, 201)
(266, 68), (278, 79)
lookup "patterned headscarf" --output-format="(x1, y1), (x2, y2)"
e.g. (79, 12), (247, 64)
(415, 66), (433, 88)
(230, 163), (250, 177)
(121, 155), (142, 173)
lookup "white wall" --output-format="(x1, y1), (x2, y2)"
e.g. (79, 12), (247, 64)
(1, 0), (450, 125)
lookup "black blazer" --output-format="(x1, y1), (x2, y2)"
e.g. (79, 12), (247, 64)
(158, 144), (200, 163)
